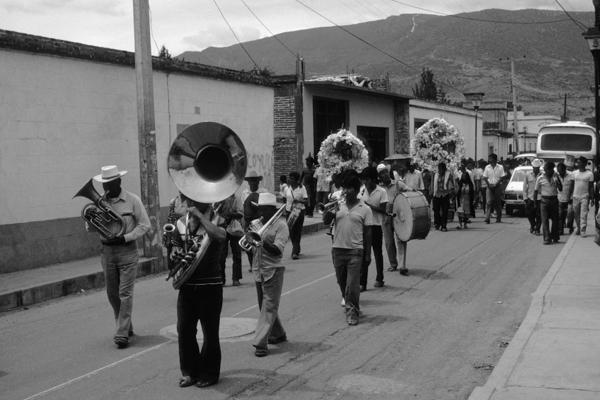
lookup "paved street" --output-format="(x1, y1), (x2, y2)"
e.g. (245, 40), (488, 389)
(0, 214), (563, 400)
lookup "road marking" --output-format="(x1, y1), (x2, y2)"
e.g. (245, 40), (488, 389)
(231, 272), (335, 317)
(22, 342), (170, 400)
(23, 271), (335, 400)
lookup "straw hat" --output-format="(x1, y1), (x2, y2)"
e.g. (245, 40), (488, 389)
(93, 165), (127, 183)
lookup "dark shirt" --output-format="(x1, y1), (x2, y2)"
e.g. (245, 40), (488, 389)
(243, 192), (260, 227)
(185, 239), (224, 285)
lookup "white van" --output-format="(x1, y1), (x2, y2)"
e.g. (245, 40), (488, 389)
(537, 121), (596, 169)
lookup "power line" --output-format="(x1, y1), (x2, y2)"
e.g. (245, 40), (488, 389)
(238, 0), (297, 58)
(553, 0), (587, 31)
(387, 0), (571, 25)
(147, 5), (161, 54)
(211, 0), (260, 69)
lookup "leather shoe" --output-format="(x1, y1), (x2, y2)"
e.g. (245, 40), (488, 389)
(254, 347), (269, 357)
(178, 376), (198, 387)
(195, 379), (218, 388)
(399, 268), (409, 276)
(114, 336), (129, 349)
(374, 280), (384, 288)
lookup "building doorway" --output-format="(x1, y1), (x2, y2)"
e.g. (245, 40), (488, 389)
(357, 126), (388, 164)
(313, 97), (348, 156)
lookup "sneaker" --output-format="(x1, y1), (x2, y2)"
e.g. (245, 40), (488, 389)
(374, 280), (384, 288)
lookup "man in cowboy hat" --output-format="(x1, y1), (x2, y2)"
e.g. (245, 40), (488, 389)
(87, 165), (151, 349)
(242, 171), (267, 268)
(250, 192), (289, 357)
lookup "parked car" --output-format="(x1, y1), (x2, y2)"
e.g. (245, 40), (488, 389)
(504, 165), (532, 215)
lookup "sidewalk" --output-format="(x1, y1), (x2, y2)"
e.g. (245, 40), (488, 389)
(469, 228), (600, 399)
(0, 216), (326, 313)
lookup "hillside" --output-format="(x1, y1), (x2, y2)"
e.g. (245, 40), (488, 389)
(179, 9), (596, 120)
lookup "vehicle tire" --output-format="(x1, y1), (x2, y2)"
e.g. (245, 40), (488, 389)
(506, 205), (513, 215)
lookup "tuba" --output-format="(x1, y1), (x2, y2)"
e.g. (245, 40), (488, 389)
(165, 122), (247, 289)
(74, 179), (125, 240)
(239, 204), (286, 252)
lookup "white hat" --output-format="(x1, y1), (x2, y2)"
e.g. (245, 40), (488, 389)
(531, 159), (542, 168)
(93, 165), (127, 183)
(256, 192), (277, 207)
(376, 163), (387, 172)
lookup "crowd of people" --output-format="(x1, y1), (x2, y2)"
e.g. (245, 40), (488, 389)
(84, 150), (600, 390)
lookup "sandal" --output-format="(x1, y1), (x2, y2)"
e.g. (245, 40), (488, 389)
(179, 376), (198, 387)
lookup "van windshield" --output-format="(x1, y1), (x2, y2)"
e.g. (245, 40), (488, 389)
(540, 134), (592, 152)
(510, 169), (529, 183)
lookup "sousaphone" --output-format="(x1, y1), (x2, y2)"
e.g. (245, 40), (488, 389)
(166, 122), (247, 289)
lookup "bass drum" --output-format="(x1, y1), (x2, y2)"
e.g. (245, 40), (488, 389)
(392, 191), (431, 241)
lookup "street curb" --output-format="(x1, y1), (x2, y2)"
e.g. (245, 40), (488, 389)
(0, 223), (327, 313)
(0, 257), (164, 313)
(468, 233), (578, 400)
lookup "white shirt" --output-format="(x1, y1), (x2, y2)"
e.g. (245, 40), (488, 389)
(483, 164), (505, 186)
(285, 185), (308, 211)
(403, 170), (424, 191)
(572, 170), (594, 199)
(359, 185), (388, 226)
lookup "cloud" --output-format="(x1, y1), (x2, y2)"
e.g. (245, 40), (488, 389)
(182, 25), (262, 50)
(1, 0), (127, 16)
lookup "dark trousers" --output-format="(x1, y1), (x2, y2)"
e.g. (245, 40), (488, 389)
(332, 248), (363, 311)
(479, 187), (487, 212)
(360, 225), (384, 285)
(558, 201), (569, 234)
(290, 210), (305, 256)
(219, 232), (242, 282)
(177, 285), (223, 381)
(486, 186), (503, 222)
(540, 197), (559, 242)
(306, 185), (316, 216)
(432, 195), (450, 229)
(525, 199), (541, 232)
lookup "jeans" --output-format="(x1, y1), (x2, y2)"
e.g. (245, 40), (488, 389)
(540, 197), (559, 242)
(361, 225), (384, 285)
(486, 186), (503, 222)
(254, 268), (286, 349)
(219, 232), (242, 282)
(332, 248), (363, 311)
(101, 243), (138, 338)
(525, 199), (541, 232)
(558, 201), (569, 233)
(573, 196), (590, 232)
(177, 284), (223, 381)
(290, 209), (305, 256)
(382, 216), (397, 269)
(432, 195), (450, 229)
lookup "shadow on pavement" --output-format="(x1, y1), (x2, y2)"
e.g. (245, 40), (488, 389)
(405, 268), (450, 280)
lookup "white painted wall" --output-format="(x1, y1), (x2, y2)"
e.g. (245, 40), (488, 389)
(409, 99), (482, 160)
(0, 49), (274, 225)
(302, 87), (395, 163)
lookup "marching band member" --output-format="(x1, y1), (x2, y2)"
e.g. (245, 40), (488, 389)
(243, 171), (267, 269)
(86, 165), (150, 349)
(284, 171), (308, 259)
(323, 169), (373, 326)
(249, 192), (290, 357)
(168, 195), (226, 388)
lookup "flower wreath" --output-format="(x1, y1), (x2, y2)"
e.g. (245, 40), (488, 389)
(411, 118), (465, 172)
(317, 129), (369, 177)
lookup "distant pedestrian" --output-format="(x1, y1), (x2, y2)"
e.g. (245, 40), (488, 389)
(570, 156), (594, 237)
(218, 189), (244, 286)
(476, 159), (487, 213)
(300, 154), (316, 217)
(534, 161), (562, 245)
(456, 164), (474, 229)
(278, 175), (288, 203)
(556, 162), (573, 235)
(85, 165), (150, 349)
(284, 171), (308, 259)
(430, 162), (455, 232)
(314, 167), (330, 211)
(523, 159), (542, 235)
(483, 154), (506, 224)
(243, 171), (267, 270)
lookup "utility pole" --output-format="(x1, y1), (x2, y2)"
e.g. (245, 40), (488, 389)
(133, 0), (162, 265)
(510, 59), (519, 154)
(562, 93), (568, 122)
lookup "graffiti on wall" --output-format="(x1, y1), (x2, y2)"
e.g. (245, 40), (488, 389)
(246, 151), (273, 191)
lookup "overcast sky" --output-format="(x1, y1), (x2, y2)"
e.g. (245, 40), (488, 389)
(0, 0), (595, 55)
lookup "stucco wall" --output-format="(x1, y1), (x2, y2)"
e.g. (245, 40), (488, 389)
(302, 87), (396, 163)
(409, 100), (482, 160)
(0, 48), (273, 272)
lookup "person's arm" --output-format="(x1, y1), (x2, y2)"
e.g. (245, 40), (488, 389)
(588, 174), (594, 202)
(482, 167), (490, 186)
(534, 177), (540, 203)
(363, 225), (372, 264)
(189, 207), (226, 241)
(263, 223), (288, 256)
(568, 175), (575, 200)
(523, 175), (530, 201)
(124, 194), (151, 242)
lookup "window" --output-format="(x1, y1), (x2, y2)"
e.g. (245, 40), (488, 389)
(313, 97), (348, 156)
(414, 118), (428, 133)
(540, 134), (592, 152)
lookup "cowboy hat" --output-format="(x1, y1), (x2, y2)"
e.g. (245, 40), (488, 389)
(244, 170), (263, 180)
(93, 165), (127, 183)
(531, 158), (542, 168)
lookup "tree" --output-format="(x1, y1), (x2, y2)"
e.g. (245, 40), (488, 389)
(413, 68), (438, 101)
(158, 45), (172, 60)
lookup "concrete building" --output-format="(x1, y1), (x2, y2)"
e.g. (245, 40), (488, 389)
(508, 111), (562, 154)
(0, 30), (275, 273)
(480, 101), (514, 160)
(409, 99), (482, 160)
(272, 72), (411, 180)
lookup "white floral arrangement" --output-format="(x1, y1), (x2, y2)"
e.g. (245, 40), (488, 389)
(317, 129), (369, 177)
(411, 118), (465, 172)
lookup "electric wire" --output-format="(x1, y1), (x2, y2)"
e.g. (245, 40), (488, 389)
(148, 5), (161, 54)
(553, 0), (587, 31)
(212, 0), (260, 69)
(238, 0), (297, 57)
(387, 0), (571, 25)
